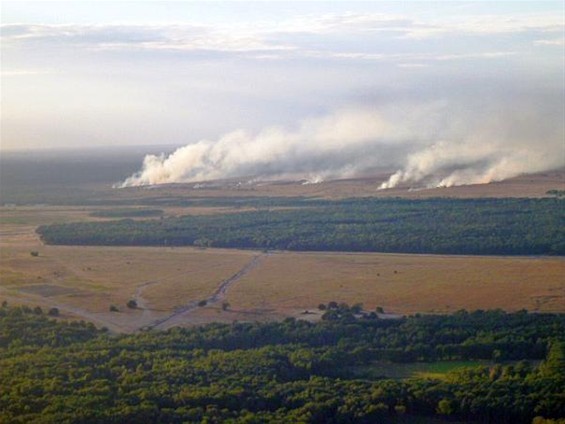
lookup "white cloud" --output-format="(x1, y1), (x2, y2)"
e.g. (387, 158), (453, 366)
(534, 37), (565, 46)
(2, 4), (563, 158)
(2, 8), (563, 56)
(1, 69), (51, 76)
(397, 63), (430, 69)
(279, 11), (564, 39)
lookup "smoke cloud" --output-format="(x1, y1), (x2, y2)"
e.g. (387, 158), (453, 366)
(118, 100), (564, 189)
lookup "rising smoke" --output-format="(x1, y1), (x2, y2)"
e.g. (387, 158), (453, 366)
(118, 100), (564, 189)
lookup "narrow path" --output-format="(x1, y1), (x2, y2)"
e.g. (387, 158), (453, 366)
(3, 251), (267, 333)
(149, 253), (266, 330)
(133, 280), (160, 323)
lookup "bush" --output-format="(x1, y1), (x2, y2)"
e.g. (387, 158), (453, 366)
(126, 300), (137, 309)
(47, 307), (59, 316)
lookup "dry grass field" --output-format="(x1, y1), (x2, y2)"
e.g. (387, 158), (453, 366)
(0, 207), (256, 331)
(1, 171), (564, 332)
(224, 251), (565, 317)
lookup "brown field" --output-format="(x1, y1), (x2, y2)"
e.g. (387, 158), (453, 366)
(224, 251), (565, 316)
(1, 203), (563, 332)
(108, 169), (565, 201)
(0, 208), (256, 331)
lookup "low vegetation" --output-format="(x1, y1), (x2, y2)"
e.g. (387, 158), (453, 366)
(546, 189), (565, 198)
(89, 208), (164, 218)
(37, 197), (564, 255)
(1, 304), (563, 423)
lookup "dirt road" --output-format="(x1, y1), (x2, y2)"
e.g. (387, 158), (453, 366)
(149, 253), (266, 330)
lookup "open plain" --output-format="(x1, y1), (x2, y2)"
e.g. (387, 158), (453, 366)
(1, 194), (563, 332)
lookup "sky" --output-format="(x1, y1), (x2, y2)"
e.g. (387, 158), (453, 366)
(1, 1), (564, 187)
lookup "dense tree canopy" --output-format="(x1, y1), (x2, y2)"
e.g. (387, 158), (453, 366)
(38, 198), (565, 255)
(1, 304), (564, 423)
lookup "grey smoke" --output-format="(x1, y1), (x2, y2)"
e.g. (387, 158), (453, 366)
(118, 98), (564, 188)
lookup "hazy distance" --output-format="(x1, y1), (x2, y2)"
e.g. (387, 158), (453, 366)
(2, 1), (564, 188)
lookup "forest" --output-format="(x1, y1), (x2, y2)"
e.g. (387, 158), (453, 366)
(38, 198), (565, 255)
(1, 304), (564, 423)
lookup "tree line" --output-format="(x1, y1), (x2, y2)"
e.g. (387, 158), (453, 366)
(37, 197), (565, 255)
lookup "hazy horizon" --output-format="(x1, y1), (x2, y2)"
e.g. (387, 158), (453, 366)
(2, 1), (564, 188)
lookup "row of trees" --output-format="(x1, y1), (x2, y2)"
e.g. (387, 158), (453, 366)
(1, 304), (564, 423)
(38, 197), (565, 255)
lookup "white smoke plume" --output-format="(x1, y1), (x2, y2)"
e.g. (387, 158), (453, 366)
(118, 101), (564, 189)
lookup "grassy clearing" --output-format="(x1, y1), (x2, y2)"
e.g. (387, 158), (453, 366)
(347, 360), (490, 380)
(347, 359), (542, 381)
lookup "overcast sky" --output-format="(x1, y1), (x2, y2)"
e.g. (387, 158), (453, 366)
(1, 1), (563, 155)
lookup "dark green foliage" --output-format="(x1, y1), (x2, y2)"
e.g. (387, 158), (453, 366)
(1, 306), (563, 423)
(538, 340), (565, 380)
(546, 190), (565, 198)
(0, 305), (102, 349)
(37, 198), (565, 255)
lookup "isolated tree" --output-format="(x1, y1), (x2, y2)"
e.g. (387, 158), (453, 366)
(437, 398), (456, 416)
(198, 300), (207, 307)
(30, 251), (39, 257)
(109, 305), (119, 312)
(221, 301), (230, 311)
(127, 300), (138, 309)
(376, 306), (385, 314)
(351, 303), (363, 314)
(318, 303), (327, 311)
(367, 312), (378, 319)
(47, 307), (59, 316)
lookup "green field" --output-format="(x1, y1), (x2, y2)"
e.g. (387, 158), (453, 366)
(347, 360), (490, 380)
